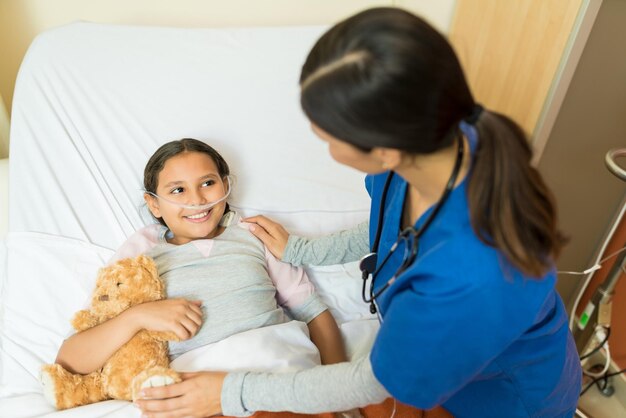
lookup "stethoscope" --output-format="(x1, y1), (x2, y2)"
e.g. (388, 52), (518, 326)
(359, 134), (465, 315)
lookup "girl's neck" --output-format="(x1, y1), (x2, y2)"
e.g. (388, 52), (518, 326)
(166, 225), (226, 245)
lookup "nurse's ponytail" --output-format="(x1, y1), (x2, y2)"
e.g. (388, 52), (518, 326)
(469, 111), (567, 277)
(300, 7), (566, 277)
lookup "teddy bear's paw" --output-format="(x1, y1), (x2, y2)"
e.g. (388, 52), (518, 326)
(40, 364), (82, 409)
(40, 364), (62, 409)
(40, 364), (107, 409)
(131, 366), (181, 401)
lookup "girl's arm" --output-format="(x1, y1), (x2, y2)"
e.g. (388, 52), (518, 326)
(307, 310), (347, 365)
(55, 299), (203, 374)
(260, 244), (348, 365)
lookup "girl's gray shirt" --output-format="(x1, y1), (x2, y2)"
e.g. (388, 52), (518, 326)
(145, 222), (327, 357)
(109, 216), (329, 358)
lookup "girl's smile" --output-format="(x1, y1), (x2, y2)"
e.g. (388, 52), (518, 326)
(145, 151), (229, 245)
(184, 209), (212, 222)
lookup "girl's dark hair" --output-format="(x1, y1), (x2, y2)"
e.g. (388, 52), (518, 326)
(144, 138), (230, 226)
(300, 7), (565, 277)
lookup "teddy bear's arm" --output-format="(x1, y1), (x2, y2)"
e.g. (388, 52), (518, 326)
(71, 309), (99, 332)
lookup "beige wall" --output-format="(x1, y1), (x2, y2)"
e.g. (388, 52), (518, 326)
(0, 0), (456, 121)
(0, 95), (8, 158)
(449, 0), (583, 137)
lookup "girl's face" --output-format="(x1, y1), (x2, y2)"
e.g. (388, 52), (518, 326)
(145, 151), (229, 245)
(311, 123), (385, 174)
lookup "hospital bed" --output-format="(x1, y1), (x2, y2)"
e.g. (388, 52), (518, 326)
(0, 22), (384, 417)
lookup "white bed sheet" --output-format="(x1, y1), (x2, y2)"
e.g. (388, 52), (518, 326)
(8, 22), (371, 245)
(1, 22), (377, 418)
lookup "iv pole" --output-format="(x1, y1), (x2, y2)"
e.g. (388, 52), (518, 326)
(573, 148), (626, 392)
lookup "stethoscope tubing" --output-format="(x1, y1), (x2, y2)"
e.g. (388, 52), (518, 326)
(361, 134), (465, 313)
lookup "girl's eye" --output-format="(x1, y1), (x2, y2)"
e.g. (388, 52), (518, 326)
(202, 180), (215, 187)
(170, 187), (184, 194)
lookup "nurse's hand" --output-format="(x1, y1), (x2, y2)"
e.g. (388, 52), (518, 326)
(135, 371), (226, 418)
(244, 215), (290, 259)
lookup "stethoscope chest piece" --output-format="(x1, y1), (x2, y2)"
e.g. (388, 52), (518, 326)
(359, 252), (378, 278)
(360, 252), (380, 315)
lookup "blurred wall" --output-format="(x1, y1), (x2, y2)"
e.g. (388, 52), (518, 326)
(0, 0), (457, 120)
(537, 0), (626, 365)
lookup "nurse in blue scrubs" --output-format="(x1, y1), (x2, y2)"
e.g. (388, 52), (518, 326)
(136, 7), (582, 418)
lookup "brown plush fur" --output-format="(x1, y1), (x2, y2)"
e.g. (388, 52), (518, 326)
(40, 255), (181, 410)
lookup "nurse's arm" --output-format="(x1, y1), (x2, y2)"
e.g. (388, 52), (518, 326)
(247, 216), (369, 267)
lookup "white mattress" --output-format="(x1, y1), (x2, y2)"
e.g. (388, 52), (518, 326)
(0, 22), (376, 417)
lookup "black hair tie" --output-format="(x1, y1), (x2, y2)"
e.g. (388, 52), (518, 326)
(465, 104), (484, 125)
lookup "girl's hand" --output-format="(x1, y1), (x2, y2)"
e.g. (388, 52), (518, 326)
(135, 371), (226, 418)
(128, 299), (203, 341)
(244, 215), (290, 259)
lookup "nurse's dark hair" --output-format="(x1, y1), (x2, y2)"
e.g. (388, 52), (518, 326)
(300, 7), (566, 277)
(143, 138), (230, 226)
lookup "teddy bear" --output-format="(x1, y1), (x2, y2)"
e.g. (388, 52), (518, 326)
(40, 254), (181, 410)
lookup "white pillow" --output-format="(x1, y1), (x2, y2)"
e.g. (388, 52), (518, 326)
(0, 233), (113, 397)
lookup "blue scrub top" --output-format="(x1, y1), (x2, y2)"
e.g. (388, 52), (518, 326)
(366, 124), (581, 417)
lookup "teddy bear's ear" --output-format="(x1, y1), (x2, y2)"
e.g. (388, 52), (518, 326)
(136, 255), (158, 277)
(136, 255), (165, 296)
(93, 263), (112, 288)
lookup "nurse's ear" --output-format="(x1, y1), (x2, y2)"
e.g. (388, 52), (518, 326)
(144, 193), (162, 219)
(372, 147), (403, 171)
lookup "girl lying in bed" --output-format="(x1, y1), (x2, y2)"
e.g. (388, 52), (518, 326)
(54, 138), (356, 416)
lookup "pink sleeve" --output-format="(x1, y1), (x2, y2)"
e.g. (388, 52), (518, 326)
(264, 246), (316, 309)
(107, 224), (162, 265)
